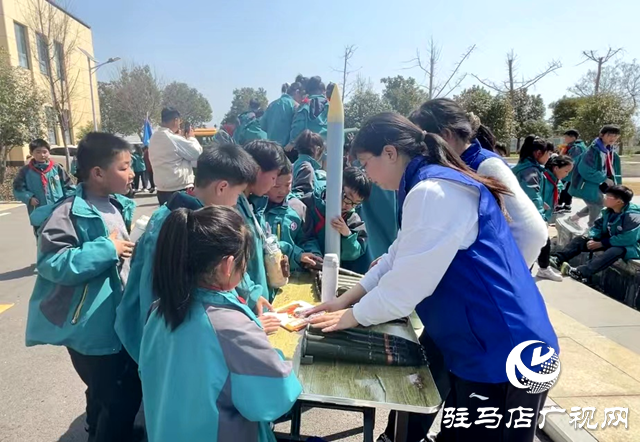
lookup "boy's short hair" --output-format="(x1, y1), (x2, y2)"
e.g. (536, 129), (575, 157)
(161, 107), (181, 124)
(76, 133), (131, 181)
(29, 138), (50, 152)
(563, 129), (580, 139)
(195, 143), (258, 188)
(600, 125), (621, 136)
(606, 185), (633, 205)
(279, 156), (292, 176)
(243, 140), (285, 173)
(343, 167), (372, 200)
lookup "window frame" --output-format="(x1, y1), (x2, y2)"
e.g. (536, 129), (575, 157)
(13, 21), (30, 69)
(36, 33), (51, 76)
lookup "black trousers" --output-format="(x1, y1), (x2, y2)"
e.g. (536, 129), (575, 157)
(67, 348), (142, 442)
(558, 187), (572, 206)
(436, 373), (548, 442)
(538, 238), (551, 269)
(147, 170), (155, 189)
(156, 189), (185, 206)
(554, 236), (626, 277)
(133, 172), (147, 190)
(384, 332), (451, 441)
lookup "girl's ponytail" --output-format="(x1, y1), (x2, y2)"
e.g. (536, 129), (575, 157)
(153, 208), (195, 330)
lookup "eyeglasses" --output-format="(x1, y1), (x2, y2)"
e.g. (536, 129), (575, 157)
(343, 192), (362, 209)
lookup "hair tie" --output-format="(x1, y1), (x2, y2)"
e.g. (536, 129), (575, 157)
(467, 112), (481, 132)
(421, 130), (427, 142)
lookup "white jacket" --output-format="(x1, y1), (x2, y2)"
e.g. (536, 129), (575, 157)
(148, 127), (203, 192)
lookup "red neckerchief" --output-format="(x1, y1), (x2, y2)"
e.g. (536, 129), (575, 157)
(200, 284), (246, 305)
(313, 206), (325, 235)
(605, 149), (614, 178)
(543, 171), (559, 207)
(28, 160), (55, 195)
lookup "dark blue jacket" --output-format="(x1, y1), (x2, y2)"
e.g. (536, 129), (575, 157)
(399, 158), (559, 383)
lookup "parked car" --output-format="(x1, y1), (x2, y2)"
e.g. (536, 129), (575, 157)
(49, 146), (77, 169)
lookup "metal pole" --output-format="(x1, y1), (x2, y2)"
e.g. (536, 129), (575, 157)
(87, 56), (97, 131)
(325, 84), (345, 257)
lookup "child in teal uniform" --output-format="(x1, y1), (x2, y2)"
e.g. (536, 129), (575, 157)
(292, 129), (326, 196)
(261, 82), (303, 148)
(25, 133), (142, 442)
(290, 76), (329, 142)
(139, 205), (302, 442)
(237, 140), (288, 305)
(13, 139), (75, 221)
(570, 125), (622, 227)
(553, 185), (640, 282)
(131, 145), (146, 191)
(115, 143), (275, 364)
(512, 137), (564, 281)
(233, 99), (268, 145)
(301, 167), (371, 265)
(265, 157), (323, 272)
(557, 129), (587, 212)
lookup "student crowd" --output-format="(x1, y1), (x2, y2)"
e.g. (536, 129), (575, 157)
(11, 73), (640, 442)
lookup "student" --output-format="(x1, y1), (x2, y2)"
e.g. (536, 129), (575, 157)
(290, 76), (329, 142)
(410, 99), (548, 267)
(306, 113), (558, 442)
(237, 140), (288, 304)
(534, 155), (573, 281)
(570, 125), (622, 227)
(131, 145), (147, 192)
(511, 136), (561, 280)
(115, 143), (270, 364)
(139, 205), (302, 442)
(13, 139), (75, 220)
(261, 82), (304, 148)
(557, 129), (587, 212)
(553, 185), (640, 282)
(265, 158), (323, 272)
(292, 129), (327, 196)
(301, 167), (371, 264)
(233, 99), (268, 146)
(25, 133), (142, 442)
(142, 146), (155, 193)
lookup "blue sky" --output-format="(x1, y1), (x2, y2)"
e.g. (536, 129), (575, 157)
(73, 0), (640, 124)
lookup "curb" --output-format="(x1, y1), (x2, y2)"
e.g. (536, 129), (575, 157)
(542, 398), (597, 442)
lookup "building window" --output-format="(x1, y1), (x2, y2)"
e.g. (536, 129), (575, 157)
(54, 42), (65, 81)
(45, 107), (58, 145)
(36, 33), (50, 75)
(14, 22), (30, 69)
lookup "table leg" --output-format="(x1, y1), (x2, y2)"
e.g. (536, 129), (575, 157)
(394, 410), (410, 442)
(363, 407), (376, 442)
(290, 401), (302, 437)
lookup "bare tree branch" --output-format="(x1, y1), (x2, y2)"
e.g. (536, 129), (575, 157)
(331, 44), (359, 101)
(434, 44), (476, 98)
(439, 73), (468, 99)
(470, 74), (505, 93)
(518, 60), (562, 90)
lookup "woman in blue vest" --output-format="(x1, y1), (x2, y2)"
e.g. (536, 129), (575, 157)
(307, 113), (559, 441)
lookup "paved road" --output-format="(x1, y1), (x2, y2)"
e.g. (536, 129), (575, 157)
(0, 192), (552, 442)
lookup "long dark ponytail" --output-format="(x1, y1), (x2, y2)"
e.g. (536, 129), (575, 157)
(351, 112), (511, 209)
(153, 206), (254, 330)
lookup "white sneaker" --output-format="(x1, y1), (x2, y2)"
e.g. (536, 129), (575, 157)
(537, 267), (563, 282)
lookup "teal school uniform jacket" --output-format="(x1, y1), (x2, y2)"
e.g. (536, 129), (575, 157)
(300, 189), (367, 262)
(541, 169), (564, 222)
(589, 203), (640, 260)
(561, 140), (587, 187)
(261, 94), (298, 147)
(233, 111), (268, 146)
(115, 191), (203, 363)
(25, 184), (135, 356)
(139, 287), (301, 442)
(292, 154), (326, 197)
(131, 152), (146, 173)
(512, 157), (546, 218)
(265, 195), (321, 272)
(289, 95), (329, 142)
(13, 160), (75, 215)
(236, 194), (272, 303)
(569, 138), (622, 203)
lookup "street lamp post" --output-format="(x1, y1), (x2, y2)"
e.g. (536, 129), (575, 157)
(77, 48), (120, 131)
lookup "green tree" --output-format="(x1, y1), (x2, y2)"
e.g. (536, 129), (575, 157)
(549, 96), (588, 131)
(100, 64), (163, 137)
(75, 121), (95, 141)
(454, 86), (513, 145)
(344, 77), (392, 129)
(162, 82), (213, 127)
(0, 56), (46, 183)
(569, 93), (635, 150)
(380, 76), (427, 116)
(223, 87), (268, 123)
(512, 89), (548, 145)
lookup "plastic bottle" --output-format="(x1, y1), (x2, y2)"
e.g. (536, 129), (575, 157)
(321, 253), (339, 303)
(129, 215), (150, 243)
(264, 234), (288, 288)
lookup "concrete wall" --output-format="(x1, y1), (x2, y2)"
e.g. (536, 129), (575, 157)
(0, 0), (99, 164)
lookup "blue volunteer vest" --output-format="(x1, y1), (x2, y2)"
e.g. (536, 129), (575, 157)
(460, 138), (505, 172)
(398, 157), (559, 384)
